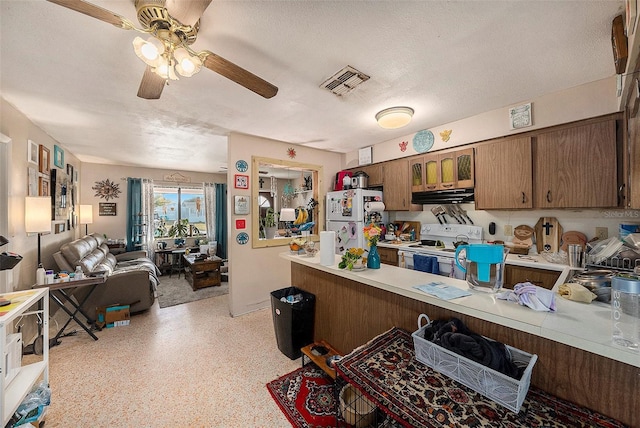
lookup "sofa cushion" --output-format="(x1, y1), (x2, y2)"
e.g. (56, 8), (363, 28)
(61, 238), (95, 268)
(79, 248), (106, 273)
(92, 233), (105, 246)
(106, 253), (118, 268)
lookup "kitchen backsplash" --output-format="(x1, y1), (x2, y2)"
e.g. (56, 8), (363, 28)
(393, 204), (640, 253)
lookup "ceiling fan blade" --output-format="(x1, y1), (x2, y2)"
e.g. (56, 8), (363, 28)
(165, 0), (212, 27)
(137, 67), (166, 100)
(46, 0), (131, 28)
(202, 52), (278, 99)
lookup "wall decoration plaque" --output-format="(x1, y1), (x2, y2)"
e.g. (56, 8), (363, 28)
(92, 178), (121, 200)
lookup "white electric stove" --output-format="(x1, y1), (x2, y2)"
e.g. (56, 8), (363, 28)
(398, 224), (484, 278)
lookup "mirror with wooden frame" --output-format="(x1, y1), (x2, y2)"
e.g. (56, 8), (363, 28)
(251, 156), (323, 248)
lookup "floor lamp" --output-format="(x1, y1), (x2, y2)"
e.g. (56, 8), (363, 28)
(25, 197), (51, 266)
(79, 205), (93, 236)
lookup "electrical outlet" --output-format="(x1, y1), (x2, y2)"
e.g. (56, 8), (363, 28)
(504, 224), (513, 236)
(595, 227), (608, 240)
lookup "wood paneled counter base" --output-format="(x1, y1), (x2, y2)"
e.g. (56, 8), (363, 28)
(290, 263), (639, 427)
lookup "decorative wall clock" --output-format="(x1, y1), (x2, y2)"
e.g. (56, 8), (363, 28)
(235, 159), (248, 172)
(236, 232), (249, 245)
(92, 178), (121, 201)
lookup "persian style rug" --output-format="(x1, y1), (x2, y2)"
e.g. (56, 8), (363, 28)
(335, 327), (626, 428)
(267, 366), (339, 428)
(156, 276), (228, 308)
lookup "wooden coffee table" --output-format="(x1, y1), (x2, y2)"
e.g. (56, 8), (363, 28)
(183, 254), (222, 291)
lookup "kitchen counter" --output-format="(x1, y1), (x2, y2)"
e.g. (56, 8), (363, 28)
(281, 252), (639, 426)
(280, 252), (637, 367)
(378, 240), (574, 288)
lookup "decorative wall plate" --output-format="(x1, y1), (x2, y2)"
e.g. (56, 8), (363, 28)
(413, 130), (434, 153)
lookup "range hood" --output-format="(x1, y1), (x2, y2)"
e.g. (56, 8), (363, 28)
(411, 188), (474, 205)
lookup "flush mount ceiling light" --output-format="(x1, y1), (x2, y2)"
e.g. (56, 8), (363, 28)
(375, 107), (415, 129)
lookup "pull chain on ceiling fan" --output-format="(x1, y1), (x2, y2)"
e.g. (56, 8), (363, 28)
(46, 0), (278, 100)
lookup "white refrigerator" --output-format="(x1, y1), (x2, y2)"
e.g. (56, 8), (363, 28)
(326, 189), (386, 254)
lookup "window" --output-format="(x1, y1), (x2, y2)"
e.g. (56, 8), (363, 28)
(154, 185), (206, 238)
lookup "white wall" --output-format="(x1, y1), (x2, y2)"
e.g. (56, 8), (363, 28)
(80, 163), (225, 240)
(227, 132), (342, 317)
(0, 98), (82, 290)
(344, 76), (619, 167)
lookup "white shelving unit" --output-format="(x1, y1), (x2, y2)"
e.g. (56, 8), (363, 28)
(0, 288), (49, 425)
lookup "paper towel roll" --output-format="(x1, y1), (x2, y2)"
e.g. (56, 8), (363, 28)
(364, 201), (385, 212)
(320, 231), (336, 266)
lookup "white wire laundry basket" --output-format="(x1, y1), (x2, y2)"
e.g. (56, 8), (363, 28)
(411, 314), (537, 413)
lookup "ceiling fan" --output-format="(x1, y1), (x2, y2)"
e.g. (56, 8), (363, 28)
(47, 0), (278, 100)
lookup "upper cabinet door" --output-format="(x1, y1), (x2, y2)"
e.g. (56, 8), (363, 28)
(410, 157), (424, 193)
(383, 158), (411, 210)
(438, 152), (456, 190)
(424, 155), (439, 191)
(474, 137), (533, 209)
(455, 148), (474, 189)
(534, 119), (617, 208)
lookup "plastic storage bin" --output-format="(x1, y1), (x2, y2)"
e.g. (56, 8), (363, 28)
(270, 286), (315, 359)
(412, 314), (537, 413)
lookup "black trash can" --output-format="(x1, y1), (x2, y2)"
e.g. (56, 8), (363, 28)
(270, 286), (316, 359)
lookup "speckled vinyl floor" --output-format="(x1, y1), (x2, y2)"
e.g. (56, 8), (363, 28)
(44, 294), (300, 427)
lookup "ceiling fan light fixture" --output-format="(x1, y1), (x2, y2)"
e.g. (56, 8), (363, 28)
(133, 36), (165, 65)
(154, 56), (178, 81)
(174, 48), (202, 77)
(375, 106), (415, 129)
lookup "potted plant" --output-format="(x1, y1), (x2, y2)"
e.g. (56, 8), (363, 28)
(261, 208), (278, 239)
(169, 219), (189, 246)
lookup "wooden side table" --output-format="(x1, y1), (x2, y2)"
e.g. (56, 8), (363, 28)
(183, 254), (222, 291)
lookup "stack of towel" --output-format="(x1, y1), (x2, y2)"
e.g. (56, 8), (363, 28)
(423, 318), (522, 379)
(413, 255), (439, 275)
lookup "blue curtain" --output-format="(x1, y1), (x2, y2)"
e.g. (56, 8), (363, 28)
(215, 183), (227, 259)
(126, 178), (142, 252)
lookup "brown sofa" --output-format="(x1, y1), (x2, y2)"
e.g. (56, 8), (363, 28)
(53, 233), (158, 319)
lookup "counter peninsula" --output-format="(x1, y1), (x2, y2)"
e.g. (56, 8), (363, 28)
(281, 252), (639, 427)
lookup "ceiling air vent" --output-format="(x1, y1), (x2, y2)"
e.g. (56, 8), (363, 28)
(320, 65), (370, 96)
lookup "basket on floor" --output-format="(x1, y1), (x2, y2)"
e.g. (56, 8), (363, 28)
(339, 384), (376, 427)
(411, 314), (537, 413)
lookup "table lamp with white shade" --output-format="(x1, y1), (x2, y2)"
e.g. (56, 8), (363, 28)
(280, 208), (297, 237)
(25, 196), (51, 266)
(79, 205), (93, 236)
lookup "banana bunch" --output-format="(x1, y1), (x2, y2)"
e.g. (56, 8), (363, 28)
(293, 208), (308, 225)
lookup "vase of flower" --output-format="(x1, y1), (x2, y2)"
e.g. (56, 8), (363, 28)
(364, 222), (382, 269)
(367, 244), (381, 269)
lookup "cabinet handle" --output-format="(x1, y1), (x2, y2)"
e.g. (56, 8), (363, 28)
(442, 184), (454, 188)
(546, 190), (552, 203)
(522, 192), (526, 204)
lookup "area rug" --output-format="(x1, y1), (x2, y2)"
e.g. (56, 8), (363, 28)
(335, 327), (626, 428)
(267, 366), (340, 428)
(156, 275), (228, 308)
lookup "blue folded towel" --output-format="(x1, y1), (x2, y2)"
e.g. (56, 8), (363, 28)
(413, 255), (439, 275)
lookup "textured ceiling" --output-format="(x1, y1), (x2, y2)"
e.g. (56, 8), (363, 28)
(0, 0), (624, 173)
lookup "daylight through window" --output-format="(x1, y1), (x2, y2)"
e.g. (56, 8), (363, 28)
(154, 185), (206, 238)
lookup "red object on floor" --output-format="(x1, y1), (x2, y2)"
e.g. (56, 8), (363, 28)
(267, 365), (342, 428)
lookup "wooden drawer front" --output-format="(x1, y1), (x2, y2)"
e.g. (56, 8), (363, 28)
(377, 247), (398, 265)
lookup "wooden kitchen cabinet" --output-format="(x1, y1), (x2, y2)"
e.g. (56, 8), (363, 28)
(475, 137), (533, 209)
(534, 119), (618, 208)
(347, 164), (383, 187)
(383, 158), (414, 210)
(377, 246), (398, 266)
(504, 265), (561, 290)
(410, 149), (472, 192)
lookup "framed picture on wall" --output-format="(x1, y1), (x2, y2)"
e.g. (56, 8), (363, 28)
(54, 145), (64, 169)
(39, 176), (50, 196)
(28, 167), (38, 196)
(234, 174), (249, 189)
(39, 145), (50, 175)
(28, 140), (39, 165)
